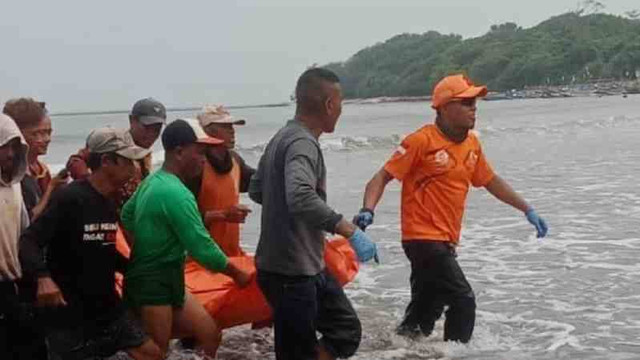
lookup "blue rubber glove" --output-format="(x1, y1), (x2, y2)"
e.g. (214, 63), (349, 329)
(526, 209), (548, 238)
(349, 228), (379, 263)
(352, 208), (374, 231)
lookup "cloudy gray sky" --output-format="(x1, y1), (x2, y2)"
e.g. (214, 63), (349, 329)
(1, 0), (637, 112)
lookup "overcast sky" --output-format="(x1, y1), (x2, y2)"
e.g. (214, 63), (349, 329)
(1, 0), (637, 112)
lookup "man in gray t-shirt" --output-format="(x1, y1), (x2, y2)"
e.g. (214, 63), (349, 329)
(250, 68), (377, 360)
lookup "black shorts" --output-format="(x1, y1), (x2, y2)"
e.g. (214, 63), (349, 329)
(47, 311), (148, 360)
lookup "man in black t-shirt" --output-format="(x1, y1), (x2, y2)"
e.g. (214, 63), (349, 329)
(20, 127), (161, 360)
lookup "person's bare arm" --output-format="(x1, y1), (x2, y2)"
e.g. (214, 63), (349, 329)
(35, 277), (67, 307)
(334, 218), (357, 239)
(485, 175), (548, 238)
(352, 168), (394, 230)
(203, 205), (252, 226)
(484, 175), (530, 213)
(221, 261), (252, 288)
(31, 171), (68, 220)
(362, 168), (394, 211)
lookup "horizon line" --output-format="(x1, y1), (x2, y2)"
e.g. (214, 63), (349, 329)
(50, 101), (293, 117)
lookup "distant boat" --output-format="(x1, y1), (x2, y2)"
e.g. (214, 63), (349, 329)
(593, 89), (617, 96)
(483, 92), (511, 101)
(623, 84), (640, 94)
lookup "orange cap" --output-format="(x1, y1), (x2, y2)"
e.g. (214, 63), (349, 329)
(431, 74), (488, 109)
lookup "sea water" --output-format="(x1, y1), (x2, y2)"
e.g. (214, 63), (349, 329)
(46, 95), (640, 359)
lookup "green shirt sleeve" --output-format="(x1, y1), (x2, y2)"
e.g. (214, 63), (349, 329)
(164, 195), (229, 272)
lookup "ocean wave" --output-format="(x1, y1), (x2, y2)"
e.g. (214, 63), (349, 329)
(238, 134), (404, 154)
(48, 134), (404, 172)
(480, 115), (639, 138)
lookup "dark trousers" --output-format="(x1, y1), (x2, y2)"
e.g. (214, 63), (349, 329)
(399, 241), (476, 343)
(0, 281), (47, 360)
(257, 269), (361, 360)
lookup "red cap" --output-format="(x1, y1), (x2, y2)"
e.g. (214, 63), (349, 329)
(431, 74), (488, 109)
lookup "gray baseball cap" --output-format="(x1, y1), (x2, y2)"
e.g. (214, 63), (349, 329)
(86, 127), (151, 160)
(130, 98), (167, 125)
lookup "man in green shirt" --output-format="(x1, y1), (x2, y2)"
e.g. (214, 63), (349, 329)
(122, 118), (251, 358)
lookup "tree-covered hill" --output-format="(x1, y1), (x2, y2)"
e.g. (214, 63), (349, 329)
(325, 12), (640, 98)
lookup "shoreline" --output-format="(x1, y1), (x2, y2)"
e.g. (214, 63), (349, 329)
(50, 80), (639, 117)
(344, 79), (640, 105)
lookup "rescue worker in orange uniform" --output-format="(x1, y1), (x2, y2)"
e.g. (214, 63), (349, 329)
(354, 74), (548, 343)
(189, 105), (255, 257)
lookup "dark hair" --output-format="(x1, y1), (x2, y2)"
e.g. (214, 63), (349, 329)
(87, 152), (118, 171)
(2, 98), (47, 129)
(295, 68), (340, 114)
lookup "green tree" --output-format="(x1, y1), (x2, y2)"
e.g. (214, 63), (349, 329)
(324, 11), (640, 97)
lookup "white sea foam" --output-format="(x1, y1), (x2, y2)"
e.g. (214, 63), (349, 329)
(237, 134), (405, 155)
